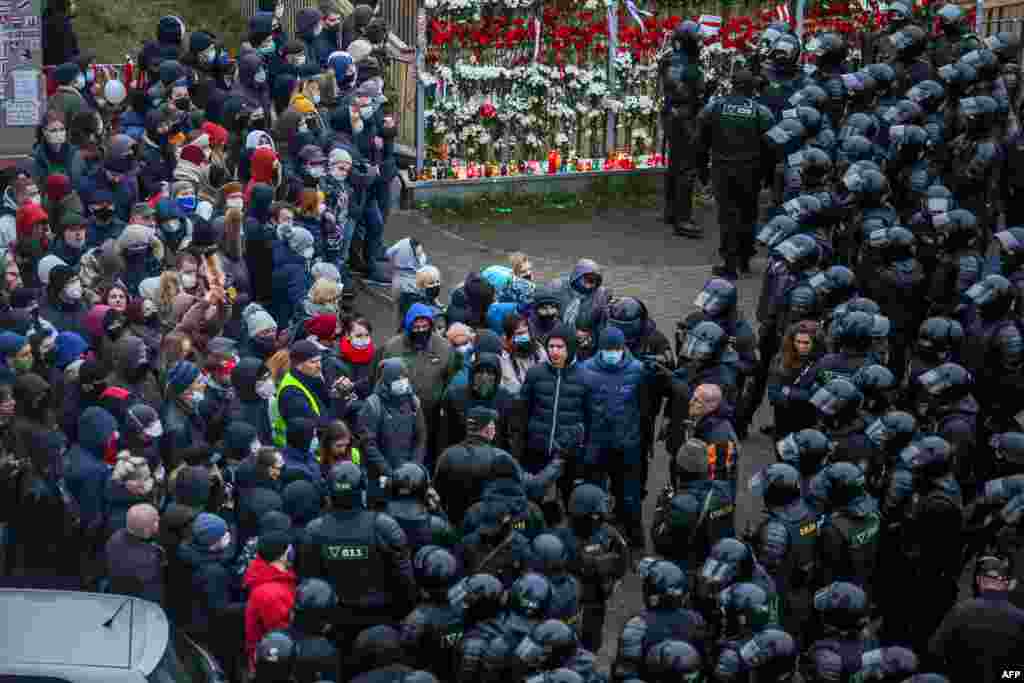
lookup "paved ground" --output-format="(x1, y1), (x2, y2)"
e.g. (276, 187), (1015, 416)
(350, 199), (776, 667)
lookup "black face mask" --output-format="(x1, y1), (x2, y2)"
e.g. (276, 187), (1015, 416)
(410, 329), (431, 349)
(174, 97), (191, 111)
(424, 285), (440, 300)
(94, 206), (115, 223)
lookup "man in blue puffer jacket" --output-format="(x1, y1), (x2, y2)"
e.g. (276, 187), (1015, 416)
(579, 326), (654, 547)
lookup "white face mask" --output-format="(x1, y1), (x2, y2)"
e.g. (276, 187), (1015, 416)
(360, 105), (375, 118)
(350, 335), (370, 349)
(226, 197), (244, 210)
(275, 3), (284, 18)
(312, 94), (321, 105)
(73, 75), (86, 90)
(162, 219), (182, 233)
(250, 440), (263, 456)
(27, 192), (41, 204)
(330, 165), (349, 180)
(254, 70), (267, 84)
(181, 272), (198, 289)
(255, 378), (275, 399)
(45, 129), (66, 146)
(390, 378), (411, 395)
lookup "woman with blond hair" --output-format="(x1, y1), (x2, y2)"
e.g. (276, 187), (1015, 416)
(396, 264), (441, 332)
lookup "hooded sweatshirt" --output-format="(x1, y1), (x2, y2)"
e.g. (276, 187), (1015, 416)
(557, 258), (610, 332)
(243, 556), (297, 663)
(64, 406), (117, 531)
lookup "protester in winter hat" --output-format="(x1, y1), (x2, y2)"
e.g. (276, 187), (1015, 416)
(243, 303), (279, 360)
(270, 225), (315, 327)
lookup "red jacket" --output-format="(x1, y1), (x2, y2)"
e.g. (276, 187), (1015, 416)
(243, 556), (297, 665)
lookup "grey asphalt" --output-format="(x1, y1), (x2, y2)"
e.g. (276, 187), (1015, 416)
(350, 201), (776, 666)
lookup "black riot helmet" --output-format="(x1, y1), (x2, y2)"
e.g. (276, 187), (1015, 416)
(254, 630), (296, 682)
(782, 194), (824, 226)
(965, 273), (1015, 320)
(938, 60), (977, 90)
(789, 106), (824, 135)
(454, 573), (506, 623)
(840, 112), (880, 143)
(887, 123), (929, 164)
(809, 265), (857, 308)
(852, 363), (897, 414)
(865, 410), (918, 455)
(757, 22), (793, 56)
(508, 572), (553, 619)
(900, 435), (953, 483)
(391, 462), (430, 500)
(936, 208), (978, 250)
(995, 226), (1024, 273)
(640, 558), (688, 608)
(848, 70), (878, 108)
(915, 316), (963, 362)
(812, 33), (848, 69)
(836, 136), (876, 177)
(907, 80), (945, 114)
(567, 482), (609, 519)
(801, 147), (834, 188)
(773, 234), (820, 273)
(843, 165), (889, 205)
(859, 647), (920, 682)
(653, 491), (701, 557)
(645, 640), (702, 682)
(718, 582), (773, 640)
(516, 620), (578, 672)
(738, 629), (798, 682)
(866, 63), (897, 97)
(959, 95), (998, 135)
(814, 581), (869, 634)
(766, 118), (807, 149)
(990, 432), (1024, 477)
(776, 428), (835, 477)
(790, 84), (829, 110)
(532, 533), (570, 575)
(866, 225), (916, 262)
(811, 378), (864, 430)
(750, 462), (802, 508)
(698, 538), (755, 603)
(327, 461), (365, 508)
(758, 214), (806, 249)
(986, 31), (1022, 64)
(672, 20), (702, 54)
(694, 277), (738, 318)
(413, 545), (459, 593)
(937, 3), (966, 34)
(882, 100), (925, 128)
(683, 320), (728, 363)
(608, 296), (650, 349)
(820, 461), (870, 509)
(403, 672), (441, 683)
(292, 578), (338, 634)
(922, 184), (955, 216)
(770, 33), (802, 70)
(961, 48), (1000, 81)
(916, 362), (973, 409)
(541, 671), (584, 683)
(890, 24), (928, 61)
(886, 0), (913, 26)
(833, 310), (875, 351)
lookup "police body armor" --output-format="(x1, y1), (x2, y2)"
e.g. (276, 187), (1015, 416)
(824, 509), (881, 597)
(900, 484), (962, 571)
(404, 602), (465, 680)
(769, 504), (820, 591)
(642, 607), (708, 658)
(310, 511), (391, 608)
(572, 526), (627, 602)
(803, 636), (872, 683)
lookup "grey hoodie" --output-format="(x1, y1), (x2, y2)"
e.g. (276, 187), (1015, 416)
(357, 357), (427, 487)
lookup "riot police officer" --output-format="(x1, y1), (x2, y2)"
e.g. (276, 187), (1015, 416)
(385, 463), (455, 554)
(776, 428), (836, 498)
(253, 630), (300, 683)
(660, 20), (706, 238)
(481, 572), (555, 681)
(695, 538), (780, 625)
(513, 619), (601, 682)
(297, 462), (417, 653)
(931, 4), (982, 68)
(453, 573), (507, 683)
(904, 317), (964, 392)
(457, 500), (534, 588)
(651, 438), (736, 574)
(882, 437), (963, 650)
(643, 640), (704, 683)
(943, 96), (1002, 253)
(813, 462), (881, 605)
(911, 362), (979, 492)
(749, 463), (820, 647)
(866, 0), (914, 63)
(713, 628), (799, 682)
(289, 578), (343, 683)
(802, 582), (877, 683)
(924, 209), (983, 317)
(810, 379), (873, 473)
(613, 559), (708, 681)
(400, 546), (464, 680)
(696, 69), (774, 278)
(531, 533), (581, 626)
(554, 483), (628, 653)
(759, 33), (807, 119)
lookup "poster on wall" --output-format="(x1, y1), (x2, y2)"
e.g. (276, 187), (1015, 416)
(0, 0), (43, 128)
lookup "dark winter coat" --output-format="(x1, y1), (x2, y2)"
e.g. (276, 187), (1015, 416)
(520, 360), (590, 463)
(64, 406), (116, 533)
(104, 528), (165, 604)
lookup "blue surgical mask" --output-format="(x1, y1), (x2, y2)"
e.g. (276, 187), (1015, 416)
(188, 389), (205, 409)
(600, 350), (624, 365)
(309, 436), (320, 455)
(455, 343), (473, 356)
(391, 378), (411, 395)
(513, 333), (531, 345)
(177, 195), (197, 213)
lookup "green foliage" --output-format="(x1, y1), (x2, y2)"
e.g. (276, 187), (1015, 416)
(74, 0), (245, 64)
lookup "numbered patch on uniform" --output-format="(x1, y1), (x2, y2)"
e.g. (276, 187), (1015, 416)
(324, 544), (369, 560)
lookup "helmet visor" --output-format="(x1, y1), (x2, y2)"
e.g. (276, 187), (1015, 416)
(889, 30), (914, 50)
(766, 125), (791, 146)
(773, 238), (805, 264)
(927, 197), (951, 213)
(513, 636), (546, 668)
(965, 281), (993, 304)
(776, 433), (801, 463)
(757, 221), (785, 246)
(918, 367), (952, 395)
(864, 417), (888, 447)
(810, 387), (844, 416)
(699, 558), (737, 587)
(683, 335), (715, 361)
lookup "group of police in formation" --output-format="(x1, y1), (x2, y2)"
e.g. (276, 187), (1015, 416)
(253, 6), (1024, 682)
